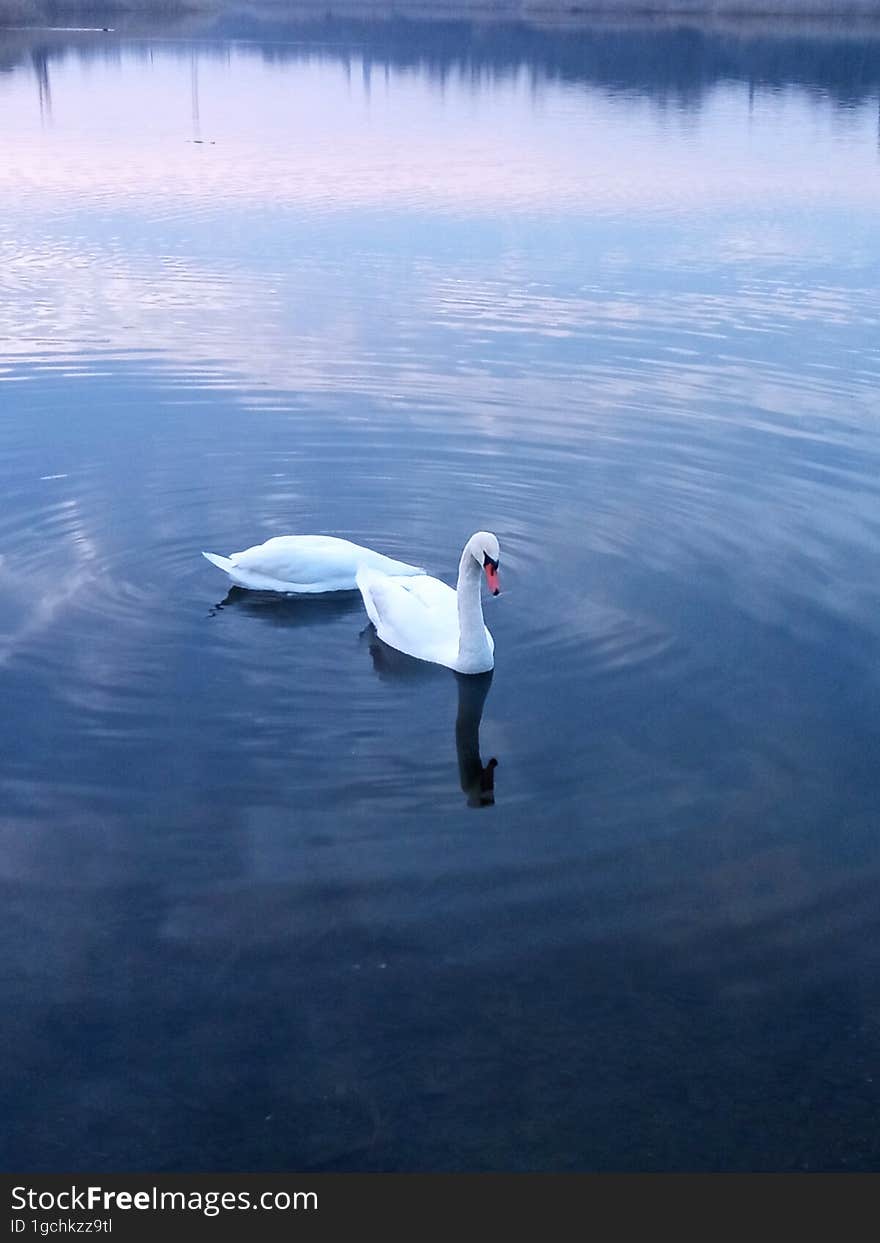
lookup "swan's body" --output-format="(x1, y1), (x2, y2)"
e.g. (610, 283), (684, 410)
(356, 531), (500, 674)
(202, 535), (423, 594)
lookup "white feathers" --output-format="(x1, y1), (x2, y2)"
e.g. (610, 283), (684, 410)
(355, 533), (499, 674)
(202, 530), (501, 675)
(201, 534), (423, 594)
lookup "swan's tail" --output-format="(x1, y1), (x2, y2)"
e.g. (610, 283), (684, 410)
(202, 551), (236, 574)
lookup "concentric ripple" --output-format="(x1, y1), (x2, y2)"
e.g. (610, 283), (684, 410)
(3, 19), (880, 1174)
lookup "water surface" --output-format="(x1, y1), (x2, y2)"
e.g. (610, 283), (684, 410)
(2, 14), (880, 1171)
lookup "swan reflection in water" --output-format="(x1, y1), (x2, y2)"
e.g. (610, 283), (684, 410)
(208, 585), (361, 623)
(364, 627), (498, 808)
(208, 590), (498, 806)
(454, 670), (498, 808)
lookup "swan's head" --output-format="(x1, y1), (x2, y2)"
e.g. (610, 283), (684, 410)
(468, 531), (501, 595)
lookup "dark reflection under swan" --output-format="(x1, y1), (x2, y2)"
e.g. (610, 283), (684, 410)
(208, 584), (362, 624)
(206, 588), (498, 806)
(364, 624), (498, 808)
(454, 670), (497, 809)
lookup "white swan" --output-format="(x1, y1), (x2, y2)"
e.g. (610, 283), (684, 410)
(202, 535), (423, 594)
(356, 532), (501, 674)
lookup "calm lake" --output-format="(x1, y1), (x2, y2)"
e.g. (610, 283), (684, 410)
(2, 12), (880, 1172)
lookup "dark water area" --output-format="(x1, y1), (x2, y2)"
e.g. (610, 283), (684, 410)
(1, 14), (880, 1171)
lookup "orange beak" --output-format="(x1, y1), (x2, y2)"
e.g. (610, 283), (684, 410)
(484, 562), (500, 596)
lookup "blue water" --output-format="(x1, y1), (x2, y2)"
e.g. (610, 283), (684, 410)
(1, 14), (879, 1171)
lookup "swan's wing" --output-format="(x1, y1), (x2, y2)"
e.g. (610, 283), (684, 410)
(401, 575), (493, 653)
(231, 536), (422, 587)
(357, 569), (458, 660)
(231, 536), (348, 580)
(393, 573), (457, 613)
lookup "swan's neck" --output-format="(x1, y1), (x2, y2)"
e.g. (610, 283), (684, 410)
(456, 548), (492, 673)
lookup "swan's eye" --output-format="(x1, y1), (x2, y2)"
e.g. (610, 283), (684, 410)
(483, 553), (499, 570)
